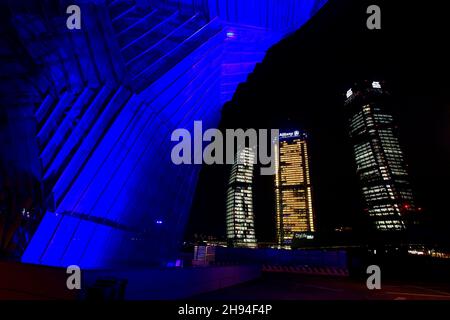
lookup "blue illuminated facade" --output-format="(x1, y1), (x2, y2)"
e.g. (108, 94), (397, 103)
(0, 0), (326, 268)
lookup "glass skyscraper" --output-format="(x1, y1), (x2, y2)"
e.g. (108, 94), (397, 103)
(226, 147), (257, 248)
(345, 81), (417, 231)
(275, 131), (315, 246)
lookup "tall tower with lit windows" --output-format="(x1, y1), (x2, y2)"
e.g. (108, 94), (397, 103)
(226, 147), (257, 248)
(274, 131), (315, 246)
(345, 81), (417, 231)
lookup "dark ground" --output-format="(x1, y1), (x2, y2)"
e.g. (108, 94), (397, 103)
(193, 272), (450, 300)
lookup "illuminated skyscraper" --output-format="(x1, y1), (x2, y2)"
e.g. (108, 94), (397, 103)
(345, 81), (417, 231)
(226, 147), (257, 248)
(275, 131), (315, 246)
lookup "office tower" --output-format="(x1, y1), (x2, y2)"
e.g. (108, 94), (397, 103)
(226, 147), (257, 248)
(275, 131), (315, 246)
(345, 81), (417, 231)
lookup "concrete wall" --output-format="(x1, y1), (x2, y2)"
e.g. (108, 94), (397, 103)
(83, 265), (261, 300)
(0, 262), (77, 300)
(0, 261), (261, 300)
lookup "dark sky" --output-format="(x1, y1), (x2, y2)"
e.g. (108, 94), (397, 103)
(186, 0), (450, 243)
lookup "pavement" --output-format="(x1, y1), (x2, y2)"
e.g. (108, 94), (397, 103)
(192, 272), (450, 300)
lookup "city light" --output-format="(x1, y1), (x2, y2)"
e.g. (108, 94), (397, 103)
(226, 31), (236, 38)
(346, 88), (353, 98)
(372, 81), (381, 88)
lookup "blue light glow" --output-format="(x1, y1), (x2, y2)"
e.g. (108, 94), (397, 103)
(0, 0), (328, 268)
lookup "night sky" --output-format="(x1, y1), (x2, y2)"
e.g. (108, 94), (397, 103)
(186, 0), (450, 244)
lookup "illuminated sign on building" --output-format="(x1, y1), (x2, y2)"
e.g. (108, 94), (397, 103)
(293, 232), (315, 240)
(279, 130), (305, 140)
